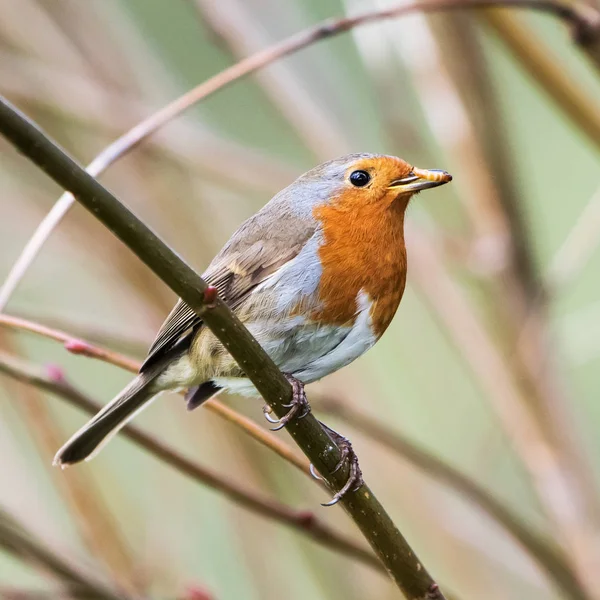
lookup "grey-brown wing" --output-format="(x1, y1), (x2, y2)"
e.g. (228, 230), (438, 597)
(139, 300), (198, 372)
(139, 221), (315, 373)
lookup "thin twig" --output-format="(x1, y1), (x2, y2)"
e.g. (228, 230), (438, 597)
(0, 98), (441, 597)
(546, 184), (600, 290)
(482, 9), (600, 154)
(191, 0), (351, 157)
(432, 11), (538, 291)
(0, 50), (298, 194)
(483, 14), (600, 587)
(406, 224), (600, 598)
(203, 398), (309, 474)
(0, 350), (381, 575)
(0, 332), (139, 595)
(0, 506), (123, 600)
(0, 313), (139, 371)
(0, 312), (310, 477)
(11, 309), (150, 356)
(317, 397), (588, 600)
(432, 10), (600, 592)
(0, 0), (597, 311)
(385, 7), (514, 265)
(2, 311), (581, 597)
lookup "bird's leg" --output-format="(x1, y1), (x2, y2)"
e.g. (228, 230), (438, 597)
(311, 422), (364, 507)
(263, 374), (311, 431)
(263, 379), (363, 506)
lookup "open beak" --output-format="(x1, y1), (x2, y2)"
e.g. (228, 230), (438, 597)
(388, 167), (452, 193)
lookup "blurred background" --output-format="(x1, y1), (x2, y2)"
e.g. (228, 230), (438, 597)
(1, 0), (600, 599)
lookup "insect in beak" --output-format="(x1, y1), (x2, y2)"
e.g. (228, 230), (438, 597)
(388, 167), (452, 192)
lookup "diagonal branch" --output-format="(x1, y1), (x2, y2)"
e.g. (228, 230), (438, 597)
(191, 0), (352, 157)
(482, 10), (600, 155)
(0, 0), (597, 312)
(0, 314), (139, 371)
(0, 331), (140, 595)
(0, 312), (309, 476)
(0, 350), (381, 576)
(0, 96), (443, 598)
(2, 312), (586, 598)
(426, 11), (600, 592)
(546, 184), (600, 290)
(317, 397), (587, 600)
(406, 224), (599, 597)
(0, 506), (123, 600)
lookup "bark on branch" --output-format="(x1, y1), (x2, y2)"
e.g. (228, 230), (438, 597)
(0, 351), (381, 575)
(0, 96), (444, 599)
(1, 0), (598, 312)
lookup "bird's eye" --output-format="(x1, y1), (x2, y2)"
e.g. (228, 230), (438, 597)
(349, 170), (371, 187)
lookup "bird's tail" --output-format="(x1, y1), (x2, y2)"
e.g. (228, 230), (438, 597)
(53, 372), (160, 467)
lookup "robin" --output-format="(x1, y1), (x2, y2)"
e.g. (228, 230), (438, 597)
(54, 153), (451, 500)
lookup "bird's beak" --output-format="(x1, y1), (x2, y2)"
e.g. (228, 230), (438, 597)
(388, 167), (452, 193)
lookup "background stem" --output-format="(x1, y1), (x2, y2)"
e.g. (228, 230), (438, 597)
(0, 95), (446, 599)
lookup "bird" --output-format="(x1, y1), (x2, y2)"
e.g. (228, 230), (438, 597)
(54, 153), (451, 498)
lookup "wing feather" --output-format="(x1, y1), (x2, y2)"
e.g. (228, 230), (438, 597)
(140, 213), (315, 373)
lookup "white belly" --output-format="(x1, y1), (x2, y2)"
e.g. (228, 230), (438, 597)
(213, 290), (377, 397)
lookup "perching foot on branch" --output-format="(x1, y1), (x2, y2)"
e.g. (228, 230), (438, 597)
(311, 422), (364, 507)
(263, 374), (311, 431)
(0, 96), (451, 595)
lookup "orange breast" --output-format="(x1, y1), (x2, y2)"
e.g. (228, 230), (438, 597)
(309, 192), (408, 337)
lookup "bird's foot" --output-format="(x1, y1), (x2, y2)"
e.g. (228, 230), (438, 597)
(263, 374), (311, 431)
(310, 422), (364, 507)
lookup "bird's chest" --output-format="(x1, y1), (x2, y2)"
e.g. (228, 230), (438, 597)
(309, 200), (408, 338)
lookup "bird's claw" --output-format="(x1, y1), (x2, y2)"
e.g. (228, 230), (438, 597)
(309, 463), (324, 481)
(311, 423), (364, 507)
(262, 375), (310, 431)
(263, 380), (363, 507)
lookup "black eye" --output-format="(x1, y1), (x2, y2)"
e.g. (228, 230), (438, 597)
(349, 170), (371, 187)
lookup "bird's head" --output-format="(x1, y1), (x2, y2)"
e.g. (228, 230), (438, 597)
(297, 153), (452, 212)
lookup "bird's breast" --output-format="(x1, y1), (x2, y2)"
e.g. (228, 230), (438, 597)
(306, 198), (408, 338)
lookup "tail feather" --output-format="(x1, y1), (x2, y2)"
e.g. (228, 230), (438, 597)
(53, 373), (159, 467)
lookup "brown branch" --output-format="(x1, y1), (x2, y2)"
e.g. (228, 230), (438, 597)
(480, 13), (600, 585)
(0, 506), (123, 600)
(482, 10), (600, 155)
(191, 0), (351, 157)
(0, 313), (139, 371)
(1, 0), (597, 312)
(0, 312), (310, 477)
(405, 224), (597, 597)
(317, 397), (588, 600)
(0, 96), (446, 598)
(430, 11), (600, 592)
(0, 50), (297, 195)
(0, 350), (381, 576)
(426, 12), (539, 300)
(11, 309), (150, 357)
(203, 398), (309, 475)
(0, 332), (139, 595)
(546, 184), (600, 290)
(3, 312), (581, 597)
